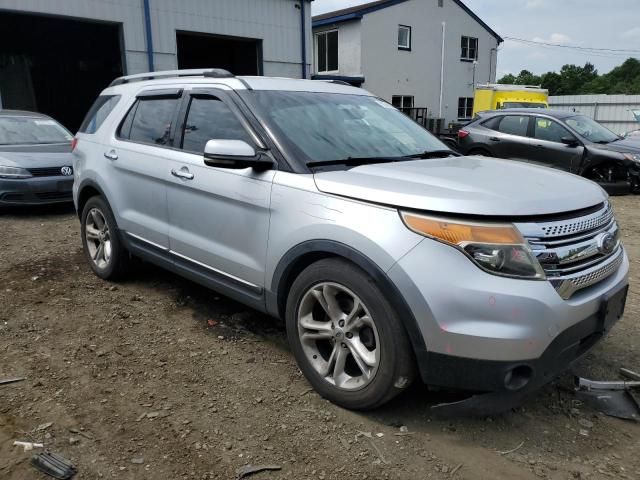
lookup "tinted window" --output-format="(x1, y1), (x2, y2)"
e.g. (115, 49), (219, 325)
(497, 115), (529, 137)
(533, 117), (571, 143)
(482, 116), (502, 131)
(180, 97), (252, 153)
(120, 98), (178, 146)
(79, 95), (121, 134)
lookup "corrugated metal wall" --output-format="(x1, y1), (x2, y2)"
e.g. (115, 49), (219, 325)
(0, 0), (311, 77)
(549, 94), (640, 135)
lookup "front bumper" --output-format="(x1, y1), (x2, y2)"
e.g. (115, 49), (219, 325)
(387, 237), (630, 393)
(0, 177), (74, 206)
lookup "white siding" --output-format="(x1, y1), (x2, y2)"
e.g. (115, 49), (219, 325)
(0, 0), (311, 77)
(549, 94), (640, 135)
(312, 0), (500, 124)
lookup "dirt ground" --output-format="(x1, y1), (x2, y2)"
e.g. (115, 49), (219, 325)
(1, 197), (639, 480)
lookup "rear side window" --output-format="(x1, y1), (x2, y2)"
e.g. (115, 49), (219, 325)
(79, 95), (121, 134)
(181, 96), (252, 153)
(497, 115), (529, 137)
(482, 116), (502, 131)
(118, 98), (179, 146)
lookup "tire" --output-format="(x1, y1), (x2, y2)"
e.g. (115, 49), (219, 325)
(80, 195), (129, 280)
(286, 258), (415, 410)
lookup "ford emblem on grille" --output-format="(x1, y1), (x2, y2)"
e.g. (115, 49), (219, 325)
(61, 166), (73, 176)
(597, 232), (616, 255)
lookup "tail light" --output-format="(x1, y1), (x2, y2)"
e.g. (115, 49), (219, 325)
(71, 137), (78, 151)
(457, 129), (470, 139)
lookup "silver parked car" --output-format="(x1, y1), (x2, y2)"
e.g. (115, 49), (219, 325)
(0, 110), (75, 207)
(73, 70), (629, 411)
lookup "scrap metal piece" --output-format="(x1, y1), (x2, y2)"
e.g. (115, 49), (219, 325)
(236, 464), (282, 479)
(620, 368), (640, 381)
(0, 377), (25, 386)
(576, 377), (640, 391)
(31, 452), (76, 479)
(575, 389), (640, 422)
(431, 391), (529, 418)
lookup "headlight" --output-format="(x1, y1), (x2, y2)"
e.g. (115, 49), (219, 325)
(400, 212), (545, 280)
(0, 165), (32, 179)
(623, 153), (640, 163)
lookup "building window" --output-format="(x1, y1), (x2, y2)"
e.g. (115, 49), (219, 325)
(458, 97), (474, 119)
(398, 25), (411, 50)
(392, 95), (414, 109)
(316, 30), (338, 73)
(461, 36), (478, 61)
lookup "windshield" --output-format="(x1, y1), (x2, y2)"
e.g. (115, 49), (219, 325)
(239, 91), (448, 164)
(0, 116), (72, 145)
(565, 115), (619, 143)
(501, 102), (547, 109)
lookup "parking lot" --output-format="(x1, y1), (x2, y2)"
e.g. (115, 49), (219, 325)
(0, 197), (639, 480)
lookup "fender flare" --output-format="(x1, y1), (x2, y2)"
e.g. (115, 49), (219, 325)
(75, 178), (108, 218)
(267, 240), (427, 355)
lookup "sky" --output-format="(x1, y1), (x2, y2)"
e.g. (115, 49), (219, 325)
(312, 0), (640, 79)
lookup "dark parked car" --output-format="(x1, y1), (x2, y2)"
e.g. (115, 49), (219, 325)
(458, 109), (640, 194)
(0, 110), (74, 207)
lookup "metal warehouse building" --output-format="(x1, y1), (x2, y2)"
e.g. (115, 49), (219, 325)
(0, 0), (312, 130)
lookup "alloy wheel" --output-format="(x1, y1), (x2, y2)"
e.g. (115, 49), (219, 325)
(85, 208), (112, 269)
(297, 282), (380, 391)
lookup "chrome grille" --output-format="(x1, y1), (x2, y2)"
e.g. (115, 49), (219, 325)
(516, 203), (624, 299)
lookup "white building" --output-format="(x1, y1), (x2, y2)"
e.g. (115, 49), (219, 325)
(312, 0), (502, 125)
(0, 0), (312, 130)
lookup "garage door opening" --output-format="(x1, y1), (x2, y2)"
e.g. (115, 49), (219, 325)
(0, 11), (123, 132)
(176, 31), (262, 76)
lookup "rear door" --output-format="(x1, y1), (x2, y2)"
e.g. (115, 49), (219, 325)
(527, 116), (584, 172)
(487, 114), (534, 162)
(165, 87), (275, 291)
(106, 88), (182, 249)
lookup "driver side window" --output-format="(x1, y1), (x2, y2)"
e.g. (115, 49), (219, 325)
(180, 96), (252, 154)
(533, 117), (571, 143)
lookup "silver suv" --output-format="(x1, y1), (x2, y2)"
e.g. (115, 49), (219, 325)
(73, 69), (629, 411)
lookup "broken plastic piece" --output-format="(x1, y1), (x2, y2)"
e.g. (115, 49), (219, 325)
(31, 452), (77, 479)
(13, 441), (44, 452)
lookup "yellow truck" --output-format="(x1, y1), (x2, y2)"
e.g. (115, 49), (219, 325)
(473, 84), (549, 116)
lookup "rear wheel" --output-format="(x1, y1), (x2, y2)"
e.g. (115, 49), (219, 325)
(81, 196), (130, 280)
(286, 258), (415, 410)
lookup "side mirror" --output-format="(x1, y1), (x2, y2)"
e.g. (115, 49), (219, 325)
(203, 139), (274, 171)
(561, 136), (579, 147)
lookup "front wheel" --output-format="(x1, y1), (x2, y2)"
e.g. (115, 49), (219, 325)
(584, 165), (631, 196)
(286, 258), (415, 410)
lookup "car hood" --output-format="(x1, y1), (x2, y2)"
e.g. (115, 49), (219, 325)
(313, 156), (607, 217)
(0, 145), (73, 168)
(593, 137), (640, 154)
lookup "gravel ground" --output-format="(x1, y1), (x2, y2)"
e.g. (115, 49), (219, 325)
(1, 197), (639, 480)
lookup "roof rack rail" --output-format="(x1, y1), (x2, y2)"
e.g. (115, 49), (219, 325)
(109, 68), (234, 87)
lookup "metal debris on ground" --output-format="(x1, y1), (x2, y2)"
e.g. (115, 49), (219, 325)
(236, 464), (282, 479)
(31, 452), (77, 479)
(499, 441), (524, 455)
(575, 374), (640, 421)
(13, 441), (44, 452)
(0, 377), (25, 386)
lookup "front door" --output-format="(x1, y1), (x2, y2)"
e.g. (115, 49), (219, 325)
(527, 116), (584, 172)
(165, 88), (274, 291)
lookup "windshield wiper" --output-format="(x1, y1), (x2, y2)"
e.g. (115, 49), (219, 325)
(307, 156), (406, 168)
(405, 149), (458, 159)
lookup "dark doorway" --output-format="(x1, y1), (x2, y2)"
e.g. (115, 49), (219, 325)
(176, 31), (261, 75)
(0, 11), (123, 131)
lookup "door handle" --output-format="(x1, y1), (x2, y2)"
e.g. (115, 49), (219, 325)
(489, 137), (500, 141)
(171, 167), (194, 180)
(104, 149), (118, 161)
